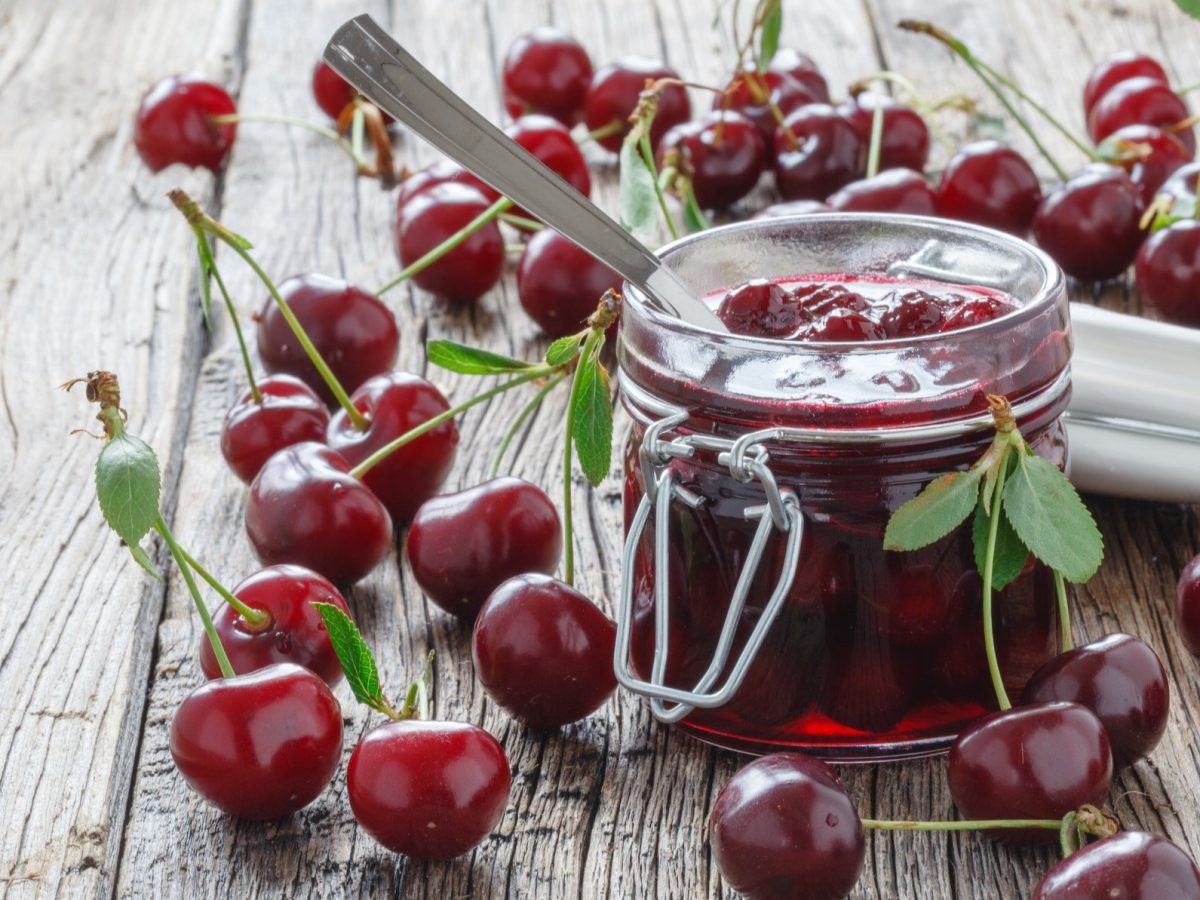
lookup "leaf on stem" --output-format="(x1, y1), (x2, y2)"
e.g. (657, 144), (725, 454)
(312, 602), (390, 713)
(194, 234), (214, 329)
(619, 135), (660, 244)
(1173, 0), (1200, 20)
(96, 433), (161, 555)
(883, 469), (982, 551)
(427, 339), (536, 375)
(756, 0), (783, 72)
(570, 345), (613, 487)
(545, 333), (584, 367)
(972, 499), (1029, 590)
(1002, 454), (1104, 583)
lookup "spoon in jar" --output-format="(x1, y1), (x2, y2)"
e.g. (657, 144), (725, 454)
(323, 14), (727, 333)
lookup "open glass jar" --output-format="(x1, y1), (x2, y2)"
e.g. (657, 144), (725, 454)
(615, 214), (1072, 761)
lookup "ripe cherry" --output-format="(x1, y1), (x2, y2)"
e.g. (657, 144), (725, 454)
(936, 141), (1042, 235)
(472, 574), (617, 728)
(658, 111), (766, 210)
(406, 478), (562, 620)
(326, 372), (458, 525)
(1175, 553), (1200, 656)
(220, 375), (330, 483)
(169, 663), (343, 819)
(714, 70), (818, 148)
(256, 274), (399, 406)
(710, 752), (865, 900)
(873, 565), (957, 648)
(1098, 124), (1191, 205)
(133, 74), (237, 173)
(752, 199), (831, 219)
(347, 720), (511, 858)
(838, 93), (930, 172)
(1022, 633), (1169, 768)
(396, 159), (499, 211)
(825, 169), (936, 215)
(717, 278), (808, 338)
(768, 48), (831, 104)
(1032, 164), (1145, 282)
(1136, 221), (1200, 326)
(1033, 831), (1200, 899)
(772, 104), (865, 201)
(246, 441), (393, 585)
(502, 28), (593, 125)
(584, 57), (691, 153)
(947, 701), (1113, 845)
(1088, 76), (1194, 153)
(819, 640), (917, 732)
(394, 183), (505, 302)
(198, 565), (352, 686)
(1154, 161), (1200, 218)
(1083, 50), (1169, 116)
(311, 61), (356, 120)
(504, 114), (592, 218)
(516, 229), (623, 337)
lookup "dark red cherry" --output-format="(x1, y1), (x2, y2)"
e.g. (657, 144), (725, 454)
(504, 114), (591, 219)
(803, 308), (887, 343)
(1088, 76), (1194, 153)
(347, 719), (511, 859)
(584, 57), (691, 153)
(717, 278), (809, 337)
(819, 640), (917, 732)
(1033, 831), (1200, 900)
(658, 111), (766, 210)
(768, 48), (831, 104)
(516, 229), (623, 337)
(394, 183), (506, 302)
(502, 28), (593, 125)
(837, 93), (930, 172)
(947, 701), (1113, 845)
(311, 61), (356, 120)
(406, 478), (561, 620)
(1032, 164), (1145, 282)
(1155, 161), (1200, 219)
(826, 169), (936, 215)
(1098, 124), (1191, 205)
(1083, 51), (1170, 116)
(133, 74), (237, 173)
(472, 574), (617, 728)
(1023, 633), (1169, 767)
(169, 663), (342, 819)
(1136, 220), (1200, 326)
(938, 293), (1013, 333)
(936, 141), (1042, 235)
(752, 199), (831, 219)
(879, 289), (948, 337)
(1175, 553), (1200, 655)
(220, 375), (330, 484)
(874, 565), (957, 648)
(245, 441), (393, 585)
(326, 372), (458, 525)
(256, 273), (399, 407)
(710, 752), (865, 900)
(198, 565), (352, 686)
(714, 70), (819, 148)
(772, 104), (866, 201)
(396, 159), (499, 211)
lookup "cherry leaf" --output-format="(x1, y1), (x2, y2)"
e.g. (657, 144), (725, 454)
(883, 468), (982, 551)
(1172, 0), (1200, 20)
(756, 0), (783, 73)
(972, 499), (1028, 591)
(618, 135), (660, 244)
(95, 433), (161, 555)
(127, 541), (162, 580)
(427, 339), (535, 375)
(312, 602), (387, 712)
(570, 349), (613, 487)
(545, 334), (583, 367)
(194, 234), (214, 329)
(1002, 454), (1104, 583)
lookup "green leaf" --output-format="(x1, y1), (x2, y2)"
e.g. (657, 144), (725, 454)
(570, 350), (613, 487)
(128, 541), (162, 580)
(95, 434), (161, 552)
(756, 0), (783, 72)
(618, 135), (660, 244)
(883, 469), (982, 551)
(312, 602), (386, 710)
(1003, 454), (1104, 583)
(1173, 0), (1200, 20)
(195, 235), (214, 330)
(426, 339), (534, 375)
(972, 499), (1029, 591)
(545, 334), (583, 367)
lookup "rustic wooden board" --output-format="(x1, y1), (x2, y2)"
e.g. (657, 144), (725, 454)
(2, 0), (1200, 897)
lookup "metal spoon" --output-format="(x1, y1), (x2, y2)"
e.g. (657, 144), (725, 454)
(323, 14), (726, 332)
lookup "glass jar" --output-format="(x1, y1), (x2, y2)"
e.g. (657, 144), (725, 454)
(615, 214), (1072, 761)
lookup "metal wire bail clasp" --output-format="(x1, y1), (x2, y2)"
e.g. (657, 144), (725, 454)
(614, 417), (805, 724)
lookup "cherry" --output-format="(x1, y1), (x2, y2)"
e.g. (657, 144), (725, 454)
(1083, 50), (1169, 116)
(256, 273), (399, 407)
(879, 289), (948, 337)
(873, 565), (957, 648)
(947, 701), (1113, 845)
(1155, 161), (1200, 218)
(658, 111), (766, 210)
(220, 374), (330, 483)
(326, 372), (458, 525)
(714, 70), (819, 148)
(584, 57), (691, 153)
(396, 159), (499, 211)
(504, 114), (592, 218)
(838, 93), (930, 172)
(717, 278), (809, 337)
(1088, 76), (1194, 153)
(1175, 553), (1200, 655)
(1033, 831), (1200, 899)
(347, 719), (510, 858)
(245, 441), (393, 585)
(1136, 220), (1200, 326)
(1032, 164), (1145, 282)
(803, 308), (887, 343)
(939, 294), (1012, 332)
(311, 61), (356, 120)
(516, 229), (623, 337)
(936, 141), (1042, 235)
(751, 198), (831, 219)
(768, 48), (831, 104)
(472, 574), (616, 728)
(710, 752), (865, 900)
(502, 28), (593, 125)
(1022, 633), (1169, 768)
(1098, 124), (1191, 205)
(133, 74), (237, 173)
(825, 169), (936, 215)
(818, 640), (917, 732)
(169, 663), (342, 819)
(198, 565), (352, 686)
(394, 183), (505, 302)
(406, 478), (561, 620)
(772, 104), (865, 201)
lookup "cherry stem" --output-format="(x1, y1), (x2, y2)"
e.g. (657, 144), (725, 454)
(562, 328), (605, 587)
(376, 196), (514, 295)
(640, 133), (681, 241)
(153, 514), (235, 678)
(168, 190), (369, 431)
(582, 119), (625, 143)
(210, 113), (369, 171)
(177, 547), (271, 631)
(853, 70), (955, 155)
(1054, 570), (1073, 653)
(861, 817), (1061, 832)
(982, 447), (1013, 711)
(498, 212), (544, 232)
(866, 99), (886, 178)
(348, 365), (555, 479)
(488, 371), (567, 479)
(1177, 82), (1200, 96)
(205, 238), (261, 404)
(395, 651), (434, 720)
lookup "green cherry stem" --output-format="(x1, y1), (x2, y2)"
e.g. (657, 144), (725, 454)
(640, 132), (681, 241)
(210, 112), (369, 170)
(177, 546), (271, 631)
(866, 98), (886, 178)
(562, 328), (605, 587)
(861, 817), (1061, 833)
(488, 371), (568, 479)
(982, 447), (1014, 711)
(205, 238), (261, 404)
(971, 60), (1100, 162)
(1054, 570), (1074, 653)
(499, 212), (544, 232)
(581, 119), (625, 143)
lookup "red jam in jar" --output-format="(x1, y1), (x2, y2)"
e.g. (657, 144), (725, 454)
(615, 214), (1071, 760)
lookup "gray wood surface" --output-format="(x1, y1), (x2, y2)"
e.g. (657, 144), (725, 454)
(1, 0), (1198, 897)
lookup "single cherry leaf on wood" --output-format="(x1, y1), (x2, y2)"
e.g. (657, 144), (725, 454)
(426, 339), (535, 375)
(618, 135), (660, 244)
(972, 499), (1029, 590)
(883, 468), (982, 551)
(756, 0), (783, 72)
(312, 602), (386, 711)
(545, 334), (583, 367)
(1003, 454), (1104, 583)
(1172, 0), (1200, 21)
(95, 433), (161, 553)
(570, 350), (613, 487)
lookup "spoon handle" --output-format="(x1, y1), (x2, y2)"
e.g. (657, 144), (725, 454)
(324, 14), (724, 331)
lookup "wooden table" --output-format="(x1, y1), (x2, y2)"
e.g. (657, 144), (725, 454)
(3, 0), (1199, 896)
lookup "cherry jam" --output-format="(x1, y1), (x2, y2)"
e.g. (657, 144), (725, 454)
(616, 215), (1071, 760)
